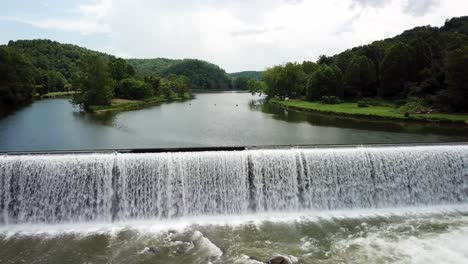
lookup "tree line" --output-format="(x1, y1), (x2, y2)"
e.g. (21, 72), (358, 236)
(0, 40), (192, 114)
(250, 16), (468, 112)
(127, 58), (232, 90)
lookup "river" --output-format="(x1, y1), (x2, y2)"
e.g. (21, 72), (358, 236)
(0, 92), (467, 152)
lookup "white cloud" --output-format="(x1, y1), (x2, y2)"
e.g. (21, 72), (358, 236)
(12, 0), (468, 72)
(403, 0), (441, 16)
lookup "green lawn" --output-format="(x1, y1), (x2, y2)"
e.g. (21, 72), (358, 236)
(271, 99), (468, 123)
(40, 91), (78, 99)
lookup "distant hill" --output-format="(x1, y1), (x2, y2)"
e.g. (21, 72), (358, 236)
(128, 58), (232, 90)
(163, 59), (232, 90)
(126, 58), (181, 76)
(7, 39), (115, 84)
(229, 71), (263, 80)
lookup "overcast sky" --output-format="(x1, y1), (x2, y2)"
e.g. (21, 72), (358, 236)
(1, 0), (467, 72)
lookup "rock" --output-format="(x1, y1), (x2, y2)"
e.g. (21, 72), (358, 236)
(148, 246), (160, 254)
(268, 255), (293, 264)
(174, 241), (194, 255)
(138, 246), (160, 255)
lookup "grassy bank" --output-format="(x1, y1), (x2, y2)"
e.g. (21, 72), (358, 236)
(270, 99), (468, 124)
(39, 91), (79, 99)
(90, 93), (192, 114)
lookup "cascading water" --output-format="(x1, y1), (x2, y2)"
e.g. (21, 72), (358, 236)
(1, 145), (467, 224)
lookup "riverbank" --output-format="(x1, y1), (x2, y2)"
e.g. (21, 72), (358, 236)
(36, 91), (79, 99)
(90, 93), (192, 114)
(270, 99), (468, 124)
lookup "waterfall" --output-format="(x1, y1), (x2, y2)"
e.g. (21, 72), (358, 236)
(1, 145), (467, 224)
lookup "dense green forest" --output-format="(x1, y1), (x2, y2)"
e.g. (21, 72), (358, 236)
(229, 71), (263, 90)
(2, 17), (468, 116)
(127, 58), (181, 76)
(251, 16), (468, 113)
(230, 71), (263, 80)
(0, 40), (190, 114)
(128, 58), (232, 90)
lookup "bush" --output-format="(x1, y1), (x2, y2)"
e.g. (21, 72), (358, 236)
(357, 100), (369, 107)
(399, 98), (432, 114)
(320, 96), (342, 104)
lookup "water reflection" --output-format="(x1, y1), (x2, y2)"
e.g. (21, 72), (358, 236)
(251, 100), (468, 137)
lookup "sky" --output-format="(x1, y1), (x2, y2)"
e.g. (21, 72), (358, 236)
(0, 0), (467, 72)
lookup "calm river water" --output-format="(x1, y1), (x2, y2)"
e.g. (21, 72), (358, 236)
(0, 92), (467, 151)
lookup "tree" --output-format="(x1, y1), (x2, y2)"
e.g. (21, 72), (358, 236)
(115, 78), (153, 100)
(301, 61), (318, 75)
(170, 75), (190, 97)
(232, 76), (250, 90)
(379, 43), (412, 98)
(109, 58), (135, 81)
(159, 79), (173, 99)
(317, 55), (333, 65)
(0, 46), (35, 116)
(262, 63), (306, 98)
(145, 75), (161, 95)
(71, 55), (114, 110)
(306, 65), (343, 100)
(162, 59), (231, 90)
(344, 55), (377, 98)
(247, 79), (267, 95)
(438, 43), (468, 111)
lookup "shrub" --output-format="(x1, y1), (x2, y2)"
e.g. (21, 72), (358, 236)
(399, 98), (432, 114)
(320, 96), (342, 104)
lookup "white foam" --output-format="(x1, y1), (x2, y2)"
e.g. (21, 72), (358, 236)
(1, 204), (468, 237)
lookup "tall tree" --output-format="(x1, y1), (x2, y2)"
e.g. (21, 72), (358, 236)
(344, 55), (377, 98)
(306, 65), (343, 100)
(379, 43), (412, 98)
(439, 43), (468, 111)
(109, 58), (135, 81)
(0, 46), (35, 116)
(71, 55), (114, 110)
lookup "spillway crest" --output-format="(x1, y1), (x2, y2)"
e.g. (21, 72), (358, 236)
(1, 145), (467, 224)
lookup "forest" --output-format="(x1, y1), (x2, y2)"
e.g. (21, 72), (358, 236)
(1, 16), (467, 116)
(250, 16), (468, 113)
(0, 40), (216, 114)
(128, 58), (232, 90)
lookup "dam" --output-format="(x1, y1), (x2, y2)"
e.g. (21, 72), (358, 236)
(1, 144), (467, 224)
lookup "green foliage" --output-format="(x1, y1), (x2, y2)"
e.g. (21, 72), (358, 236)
(317, 55), (333, 65)
(399, 98), (432, 114)
(8, 39), (115, 91)
(115, 78), (153, 100)
(159, 79), (173, 99)
(0, 46), (35, 116)
(71, 55), (114, 110)
(247, 79), (267, 95)
(162, 59), (231, 90)
(344, 55), (376, 97)
(301, 61), (318, 75)
(379, 43), (412, 98)
(109, 58), (135, 81)
(436, 42), (468, 111)
(306, 65), (343, 100)
(144, 75), (161, 95)
(232, 76), (250, 90)
(229, 71), (263, 80)
(263, 62), (306, 98)
(126, 58), (181, 76)
(168, 74), (191, 97)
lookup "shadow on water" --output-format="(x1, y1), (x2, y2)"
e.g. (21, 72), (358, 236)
(250, 99), (468, 137)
